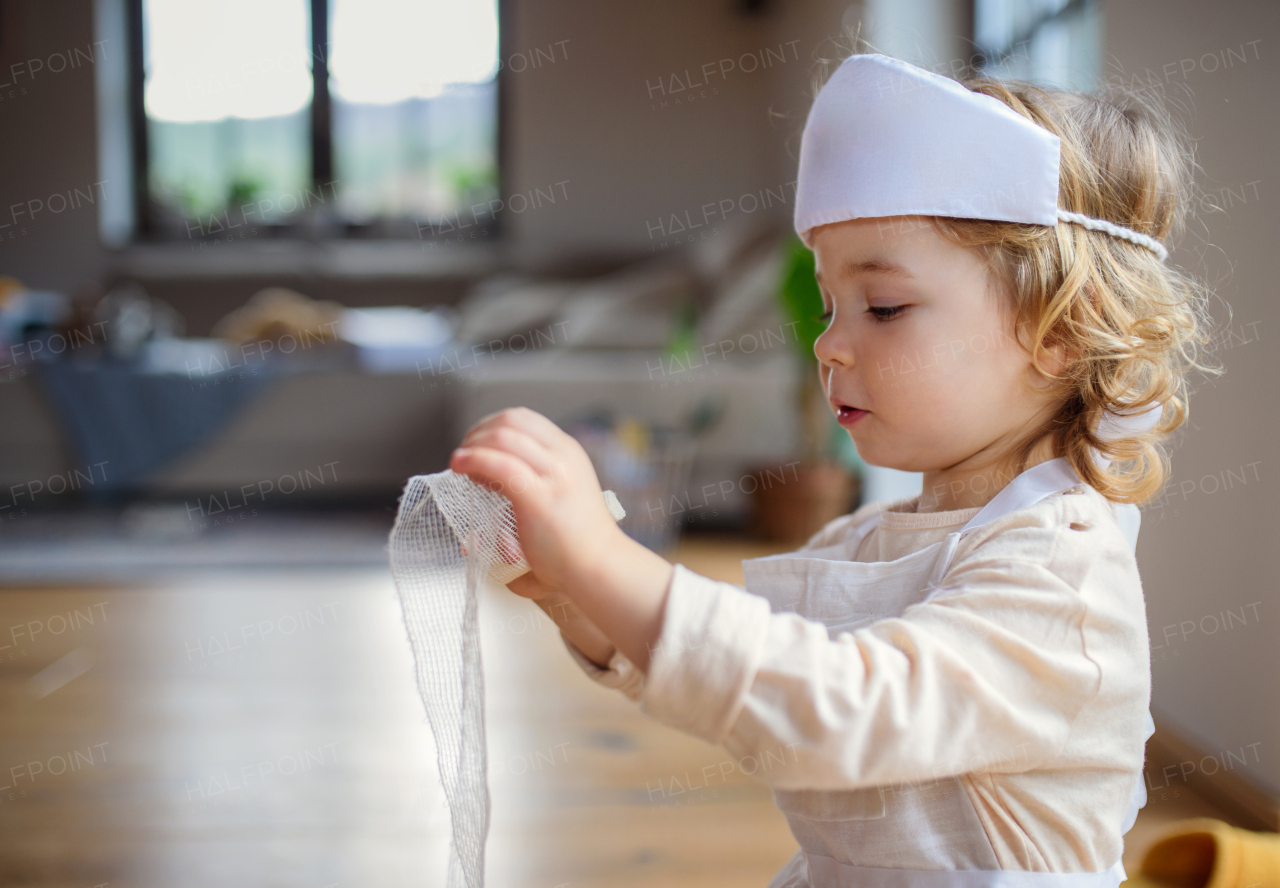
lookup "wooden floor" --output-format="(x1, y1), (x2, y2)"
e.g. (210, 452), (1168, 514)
(0, 533), (1234, 886)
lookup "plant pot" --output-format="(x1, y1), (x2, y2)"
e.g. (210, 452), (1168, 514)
(748, 459), (860, 543)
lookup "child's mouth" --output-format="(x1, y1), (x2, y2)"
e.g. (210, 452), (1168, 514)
(836, 405), (869, 425)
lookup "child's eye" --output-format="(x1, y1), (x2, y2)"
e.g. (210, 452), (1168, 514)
(817, 309), (833, 324)
(867, 305), (907, 322)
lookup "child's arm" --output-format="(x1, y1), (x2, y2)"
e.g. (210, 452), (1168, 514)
(531, 502), (881, 685)
(638, 495), (1150, 792)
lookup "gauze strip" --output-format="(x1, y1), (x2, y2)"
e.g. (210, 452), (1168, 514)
(388, 470), (625, 888)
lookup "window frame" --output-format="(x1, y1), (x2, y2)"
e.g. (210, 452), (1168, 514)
(124, 0), (507, 245)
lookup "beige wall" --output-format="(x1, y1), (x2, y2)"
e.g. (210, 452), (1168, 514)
(503, 0), (850, 266)
(1103, 1), (1280, 797)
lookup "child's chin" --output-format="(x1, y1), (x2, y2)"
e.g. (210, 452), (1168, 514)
(857, 443), (918, 474)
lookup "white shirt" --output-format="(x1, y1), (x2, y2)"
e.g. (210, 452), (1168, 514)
(563, 483), (1151, 873)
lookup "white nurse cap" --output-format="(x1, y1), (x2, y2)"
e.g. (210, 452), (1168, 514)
(794, 54), (1169, 261)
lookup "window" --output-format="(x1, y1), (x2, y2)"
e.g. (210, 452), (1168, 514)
(133, 0), (500, 243)
(974, 0), (1102, 91)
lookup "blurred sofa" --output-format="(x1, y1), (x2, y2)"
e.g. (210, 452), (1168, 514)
(0, 219), (804, 525)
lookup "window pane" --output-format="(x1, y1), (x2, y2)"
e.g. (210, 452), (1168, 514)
(143, 0), (312, 233)
(330, 0), (499, 226)
(975, 0), (1101, 91)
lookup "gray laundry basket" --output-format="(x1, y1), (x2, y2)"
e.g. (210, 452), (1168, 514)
(573, 417), (698, 555)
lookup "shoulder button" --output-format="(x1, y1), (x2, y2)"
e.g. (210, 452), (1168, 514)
(1069, 521), (1091, 531)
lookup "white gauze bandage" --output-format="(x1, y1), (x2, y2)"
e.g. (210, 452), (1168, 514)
(794, 53), (1170, 261)
(388, 470), (625, 888)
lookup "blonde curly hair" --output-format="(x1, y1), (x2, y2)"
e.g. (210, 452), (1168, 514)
(928, 75), (1221, 505)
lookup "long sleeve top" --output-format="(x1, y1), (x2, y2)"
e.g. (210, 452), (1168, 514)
(562, 484), (1151, 872)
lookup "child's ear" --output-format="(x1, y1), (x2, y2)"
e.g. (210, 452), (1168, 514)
(1041, 341), (1069, 377)
(1028, 339), (1071, 382)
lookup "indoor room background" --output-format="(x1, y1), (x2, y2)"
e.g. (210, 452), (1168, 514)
(0, 0), (1275, 885)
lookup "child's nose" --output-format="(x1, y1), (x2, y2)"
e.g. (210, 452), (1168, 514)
(814, 325), (855, 369)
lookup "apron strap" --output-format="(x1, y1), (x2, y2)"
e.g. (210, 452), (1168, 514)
(859, 458), (1085, 549)
(928, 458), (1089, 590)
(856, 458), (1086, 592)
(958, 458), (1083, 536)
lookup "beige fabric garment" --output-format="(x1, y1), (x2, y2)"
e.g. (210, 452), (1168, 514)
(563, 484), (1151, 873)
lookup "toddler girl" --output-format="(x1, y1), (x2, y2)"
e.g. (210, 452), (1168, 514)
(449, 53), (1213, 886)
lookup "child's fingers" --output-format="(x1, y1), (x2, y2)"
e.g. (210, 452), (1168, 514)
(458, 410), (598, 496)
(460, 411), (511, 447)
(462, 424), (559, 478)
(450, 446), (537, 504)
(495, 528), (524, 565)
(505, 572), (552, 600)
(458, 532), (523, 567)
(465, 406), (566, 453)
(507, 406), (579, 450)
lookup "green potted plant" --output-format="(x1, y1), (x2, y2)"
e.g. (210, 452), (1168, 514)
(748, 235), (864, 541)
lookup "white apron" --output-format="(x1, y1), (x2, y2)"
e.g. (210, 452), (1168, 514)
(741, 457), (1154, 888)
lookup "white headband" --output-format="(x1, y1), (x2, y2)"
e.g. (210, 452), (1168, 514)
(794, 54), (1169, 262)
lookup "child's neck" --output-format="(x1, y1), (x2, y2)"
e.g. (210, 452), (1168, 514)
(917, 439), (1059, 513)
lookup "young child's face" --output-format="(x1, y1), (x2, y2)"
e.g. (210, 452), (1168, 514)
(810, 215), (1062, 474)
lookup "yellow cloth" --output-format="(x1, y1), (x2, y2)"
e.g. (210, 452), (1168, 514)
(1125, 818), (1280, 888)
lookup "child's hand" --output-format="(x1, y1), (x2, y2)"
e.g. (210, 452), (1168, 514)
(449, 407), (625, 593)
(450, 406), (674, 673)
(488, 536), (619, 670)
(513, 575), (618, 669)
